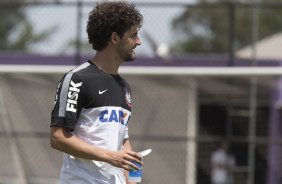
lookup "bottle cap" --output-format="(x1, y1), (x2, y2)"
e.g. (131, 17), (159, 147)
(138, 149), (152, 157)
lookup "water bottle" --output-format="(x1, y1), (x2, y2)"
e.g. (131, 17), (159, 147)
(128, 161), (142, 182)
(128, 149), (152, 183)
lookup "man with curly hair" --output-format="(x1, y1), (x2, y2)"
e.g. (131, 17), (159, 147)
(50, 1), (144, 183)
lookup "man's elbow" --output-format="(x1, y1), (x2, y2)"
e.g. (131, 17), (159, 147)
(50, 127), (65, 150)
(50, 135), (59, 150)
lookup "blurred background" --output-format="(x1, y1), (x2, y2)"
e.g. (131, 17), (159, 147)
(1, 0), (282, 184)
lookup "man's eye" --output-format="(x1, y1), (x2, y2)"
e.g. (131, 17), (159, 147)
(131, 35), (138, 39)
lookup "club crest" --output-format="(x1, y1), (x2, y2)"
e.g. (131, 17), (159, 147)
(124, 88), (132, 107)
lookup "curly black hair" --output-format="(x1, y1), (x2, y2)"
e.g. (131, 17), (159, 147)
(86, 1), (143, 51)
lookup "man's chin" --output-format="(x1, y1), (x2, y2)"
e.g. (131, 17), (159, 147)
(124, 58), (135, 62)
(124, 54), (136, 62)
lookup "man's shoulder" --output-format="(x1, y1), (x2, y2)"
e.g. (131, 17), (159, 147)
(69, 62), (101, 80)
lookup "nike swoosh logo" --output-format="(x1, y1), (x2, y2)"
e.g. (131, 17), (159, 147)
(99, 89), (108, 94)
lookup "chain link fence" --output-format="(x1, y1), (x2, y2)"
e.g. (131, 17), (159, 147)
(1, 1), (282, 62)
(0, 69), (281, 184)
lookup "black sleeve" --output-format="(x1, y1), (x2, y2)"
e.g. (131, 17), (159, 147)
(50, 72), (84, 131)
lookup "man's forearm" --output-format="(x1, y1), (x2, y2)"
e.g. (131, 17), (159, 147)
(50, 127), (111, 162)
(50, 127), (142, 172)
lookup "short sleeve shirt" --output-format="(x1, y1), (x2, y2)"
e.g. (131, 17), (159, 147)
(50, 61), (132, 184)
(211, 149), (235, 184)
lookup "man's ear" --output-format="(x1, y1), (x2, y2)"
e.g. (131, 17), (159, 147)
(111, 32), (120, 45)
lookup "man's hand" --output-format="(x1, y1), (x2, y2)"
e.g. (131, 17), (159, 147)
(107, 150), (143, 171)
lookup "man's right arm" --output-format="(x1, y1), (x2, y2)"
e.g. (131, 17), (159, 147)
(50, 127), (142, 171)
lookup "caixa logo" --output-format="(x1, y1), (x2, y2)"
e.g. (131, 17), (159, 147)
(99, 110), (130, 126)
(66, 80), (82, 113)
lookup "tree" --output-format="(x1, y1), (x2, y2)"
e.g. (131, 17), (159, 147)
(0, 1), (55, 52)
(171, 0), (282, 54)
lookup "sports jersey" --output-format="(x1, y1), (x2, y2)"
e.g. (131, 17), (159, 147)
(51, 61), (132, 184)
(211, 149), (235, 184)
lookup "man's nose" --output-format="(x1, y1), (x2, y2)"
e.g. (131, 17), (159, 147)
(135, 36), (141, 45)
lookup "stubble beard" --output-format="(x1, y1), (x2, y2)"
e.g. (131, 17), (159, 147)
(124, 50), (136, 62)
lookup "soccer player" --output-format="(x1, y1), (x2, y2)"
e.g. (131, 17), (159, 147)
(50, 1), (143, 184)
(211, 141), (236, 184)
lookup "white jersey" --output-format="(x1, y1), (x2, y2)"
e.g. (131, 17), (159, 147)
(51, 61), (132, 184)
(211, 149), (235, 184)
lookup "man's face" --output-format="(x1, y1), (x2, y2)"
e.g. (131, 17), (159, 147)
(117, 25), (141, 62)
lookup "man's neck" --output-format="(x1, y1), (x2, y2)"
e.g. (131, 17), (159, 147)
(92, 51), (122, 75)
